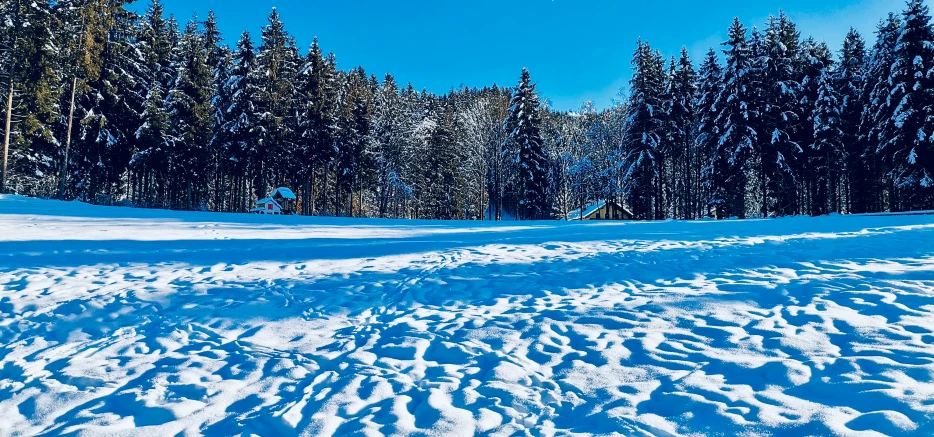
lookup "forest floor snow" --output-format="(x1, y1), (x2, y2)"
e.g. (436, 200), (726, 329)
(2, 195), (934, 436)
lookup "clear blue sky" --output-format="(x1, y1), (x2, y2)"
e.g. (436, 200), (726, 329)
(132, 0), (902, 111)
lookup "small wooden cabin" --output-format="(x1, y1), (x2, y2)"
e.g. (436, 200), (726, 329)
(251, 197), (283, 215)
(250, 187), (297, 215)
(569, 200), (634, 221)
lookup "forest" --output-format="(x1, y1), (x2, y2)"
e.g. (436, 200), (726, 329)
(1, 0), (933, 220)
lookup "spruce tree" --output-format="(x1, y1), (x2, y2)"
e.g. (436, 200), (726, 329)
(860, 13), (902, 213)
(1, 0), (61, 195)
(622, 40), (667, 220)
(812, 69), (845, 214)
(838, 29), (867, 213)
(133, 81), (171, 205)
(799, 38), (834, 215)
(883, 0), (934, 210)
(221, 31), (258, 212)
(203, 10), (228, 209)
(711, 18), (755, 219)
(503, 68), (549, 220)
(695, 49), (723, 219)
(759, 13), (802, 217)
(334, 68), (374, 217)
(295, 37), (336, 215)
(167, 18), (215, 210)
(373, 73), (408, 218)
(663, 47), (697, 219)
(249, 8), (297, 199)
(138, 0), (176, 90)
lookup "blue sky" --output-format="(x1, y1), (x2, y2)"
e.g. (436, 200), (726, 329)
(133, 0), (902, 111)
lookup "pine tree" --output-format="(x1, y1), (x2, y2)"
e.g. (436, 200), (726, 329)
(203, 10), (229, 209)
(221, 31), (258, 212)
(838, 29), (867, 213)
(167, 18), (215, 210)
(249, 8), (297, 199)
(882, 0), (934, 210)
(132, 81), (171, 205)
(138, 0), (176, 90)
(695, 49), (723, 219)
(665, 47), (698, 219)
(503, 68), (549, 220)
(812, 69), (845, 214)
(711, 18), (755, 219)
(799, 38), (834, 215)
(759, 13), (803, 217)
(373, 73), (408, 218)
(334, 68), (374, 217)
(622, 40), (667, 220)
(295, 37), (337, 215)
(1, 0), (61, 195)
(860, 13), (902, 213)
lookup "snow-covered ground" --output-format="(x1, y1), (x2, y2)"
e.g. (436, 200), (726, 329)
(2, 195), (934, 436)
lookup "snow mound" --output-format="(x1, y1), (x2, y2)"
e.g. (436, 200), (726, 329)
(2, 195), (934, 435)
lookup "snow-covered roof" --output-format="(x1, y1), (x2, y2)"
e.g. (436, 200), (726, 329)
(255, 198), (282, 209)
(568, 200), (607, 220)
(272, 187), (296, 200)
(568, 200), (632, 220)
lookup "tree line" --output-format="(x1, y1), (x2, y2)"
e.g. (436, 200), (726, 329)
(1, 0), (933, 220)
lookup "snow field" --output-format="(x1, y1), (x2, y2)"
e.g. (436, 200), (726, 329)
(2, 196), (934, 435)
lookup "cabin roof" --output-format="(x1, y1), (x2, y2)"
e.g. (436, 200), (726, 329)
(272, 187), (296, 200)
(255, 198), (282, 209)
(568, 200), (632, 220)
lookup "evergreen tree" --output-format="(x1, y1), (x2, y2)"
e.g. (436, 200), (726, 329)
(622, 40), (667, 220)
(503, 68), (548, 220)
(167, 18), (215, 210)
(334, 68), (374, 217)
(295, 37), (336, 215)
(710, 18), (755, 219)
(882, 0), (934, 210)
(838, 29), (867, 213)
(138, 0), (176, 90)
(812, 69), (845, 214)
(759, 13), (803, 217)
(2, 0), (61, 194)
(132, 81), (171, 205)
(55, 0), (125, 200)
(799, 38), (834, 215)
(695, 49), (723, 219)
(373, 73), (408, 218)
(420, 99), (458, 219)
(221, 31), (258, 212)
(860, 13), (902, 213)
(203, 10), (229, 209)
(663, 48), (697, 219)
(249, 8), (297, 199)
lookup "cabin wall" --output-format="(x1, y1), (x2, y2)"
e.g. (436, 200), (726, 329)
(587, 204), (632, 221)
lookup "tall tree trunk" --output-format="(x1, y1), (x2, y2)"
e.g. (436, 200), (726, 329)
(59, 76), (78, 200)
(1, 80), (13, 194)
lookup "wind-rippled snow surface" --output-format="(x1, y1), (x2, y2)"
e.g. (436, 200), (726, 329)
(3, 196), (934, 436)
